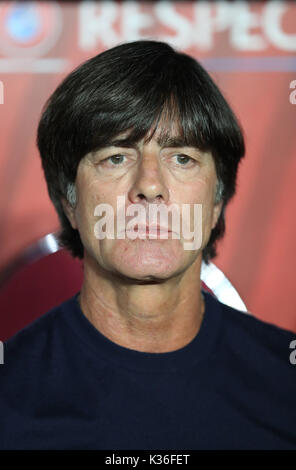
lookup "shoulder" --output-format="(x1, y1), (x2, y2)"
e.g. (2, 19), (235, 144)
(3, 294), (79, 368)
(205, 292), (296, 376)
(219, 295), (295, 347)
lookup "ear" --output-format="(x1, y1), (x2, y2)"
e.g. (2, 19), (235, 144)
(61, 197), (78, 230)
(211, 200), (223, 230)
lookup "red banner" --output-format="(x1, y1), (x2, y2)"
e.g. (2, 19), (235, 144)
(0, 1), (295, 332)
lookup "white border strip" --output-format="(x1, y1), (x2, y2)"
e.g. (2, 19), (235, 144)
(201, 261), (248, 313)
(0, 58), (68, 73)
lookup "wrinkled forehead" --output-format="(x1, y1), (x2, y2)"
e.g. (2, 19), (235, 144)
(107, 117), (191, 149)
(145, 115), (186, 146)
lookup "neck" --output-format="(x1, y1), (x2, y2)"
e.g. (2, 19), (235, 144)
(79, 254), (205, 353)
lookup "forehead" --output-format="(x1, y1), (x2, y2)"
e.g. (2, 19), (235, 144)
(106, 119), (195, 149)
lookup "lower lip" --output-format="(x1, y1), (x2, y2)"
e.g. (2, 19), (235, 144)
(125, 229), (172, 236)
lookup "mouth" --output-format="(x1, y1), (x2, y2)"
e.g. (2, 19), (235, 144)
(125, 225), (173, 237)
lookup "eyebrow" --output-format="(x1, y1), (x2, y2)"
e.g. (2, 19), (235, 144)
(106, 137), (138, 148)
(156, 136), (190, 148)
(105, 135), (193, 149)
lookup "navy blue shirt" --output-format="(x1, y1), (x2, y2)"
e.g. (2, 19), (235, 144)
(1, 291), (295, 450)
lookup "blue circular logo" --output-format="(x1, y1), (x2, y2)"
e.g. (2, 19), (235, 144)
(5, 4), (41, 44)
(0, 2), (63, 58)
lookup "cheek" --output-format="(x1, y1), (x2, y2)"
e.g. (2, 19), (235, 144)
(172, 173), (214, 200)
(180, 177), (216, 237)
(76, 175), (107, 219)
(74, 190), (98, 241)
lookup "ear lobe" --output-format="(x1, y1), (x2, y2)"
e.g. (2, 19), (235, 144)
(61, 197), (77, 230)
(211, 201), (223, 230)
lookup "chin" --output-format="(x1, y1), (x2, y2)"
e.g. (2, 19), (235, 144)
(96, 237), (194, 282)
(112, 258), (182, 282)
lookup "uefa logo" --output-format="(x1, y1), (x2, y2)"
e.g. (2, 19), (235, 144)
(0, 2), (62, 58)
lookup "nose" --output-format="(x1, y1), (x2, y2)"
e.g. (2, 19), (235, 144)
(128, 148), (169, 205)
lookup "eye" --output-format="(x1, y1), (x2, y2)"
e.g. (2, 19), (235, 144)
(172, 154), (195, 167)
(109, 154), (126, 165)
(102, 154), (127, 166)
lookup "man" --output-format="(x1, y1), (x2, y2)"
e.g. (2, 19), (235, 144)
(1, 40), (295, 450)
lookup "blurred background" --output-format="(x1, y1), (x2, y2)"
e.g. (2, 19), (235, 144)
(0, 1), (295, 336)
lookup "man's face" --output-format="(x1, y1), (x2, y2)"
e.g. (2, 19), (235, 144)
(63, 125), (222, 282)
